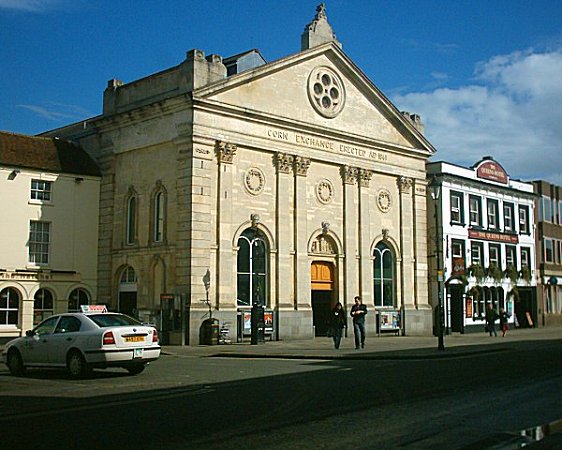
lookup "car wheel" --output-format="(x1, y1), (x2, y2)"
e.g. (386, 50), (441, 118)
(7, 349), (26, 376)
(126, 364), (146, 375)
(67, 350), (90, 379)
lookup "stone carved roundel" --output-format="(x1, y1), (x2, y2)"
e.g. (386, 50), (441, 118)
(316, 179), (334, 204)
(244, 167), (265, 196)
(307, 66), (346, 118)
(377, 189), (392, 213)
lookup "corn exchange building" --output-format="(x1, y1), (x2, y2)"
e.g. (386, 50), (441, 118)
(44, 5), (437, 344)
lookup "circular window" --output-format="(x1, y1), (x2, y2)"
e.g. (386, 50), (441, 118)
(307, 67), (346, 118)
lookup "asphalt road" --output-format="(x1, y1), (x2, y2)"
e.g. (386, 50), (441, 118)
(1, 338), (561, 449)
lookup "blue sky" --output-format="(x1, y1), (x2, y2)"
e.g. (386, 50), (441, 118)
(1, 0), (561, 183)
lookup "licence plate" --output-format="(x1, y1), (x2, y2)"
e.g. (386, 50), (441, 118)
(133, 348), (143, 358)
(125, 336), (145, 343)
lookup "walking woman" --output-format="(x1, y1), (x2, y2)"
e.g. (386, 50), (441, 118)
(499, 307), (509, 337)
(330, 302), (347, 349)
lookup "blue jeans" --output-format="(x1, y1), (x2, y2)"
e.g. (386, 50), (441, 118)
(488, 322), (497, 336)
(353, 321), (366, 348)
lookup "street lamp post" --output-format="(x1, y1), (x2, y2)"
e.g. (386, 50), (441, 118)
(429, 176), (445, 351)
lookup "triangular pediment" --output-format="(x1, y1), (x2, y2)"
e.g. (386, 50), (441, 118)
(194, 43), (435, 155)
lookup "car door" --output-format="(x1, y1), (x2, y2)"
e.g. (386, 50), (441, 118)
(49, 316), (83, 365)
(19, 316), (59, 365)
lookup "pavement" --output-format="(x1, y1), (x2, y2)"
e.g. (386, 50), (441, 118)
(161, 326), (562, 360)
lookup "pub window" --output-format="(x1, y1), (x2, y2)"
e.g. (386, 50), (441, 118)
(520, 247), (531, 268)
(503, 202), (515, 232)
(469, 195), (482, 228)
(373, 242), (395, 307)
(237, 228), (268, 307)
(506, 245), (517, 269)
(519, 206), (530, 234)
(487, 199), (499, 230)
(471, 241), (484, 266)
(451, 239), (466, 275)
(488, 244), (501, 270)
(541, 196), (552, 223)
(450, 191), (464, 225)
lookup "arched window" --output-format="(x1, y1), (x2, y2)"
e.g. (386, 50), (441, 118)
(68, 288), (90, 312)
(152, 190), (166, 243)
(237, 228), (268, 307)
(373, 242), (395, 307)
(34, 288), (54, 324)
(0, 287), (20, 325)
(126, 195), (137, 245)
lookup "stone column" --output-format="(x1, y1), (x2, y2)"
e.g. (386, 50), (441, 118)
(294, 156), (311, 310)
(398, 176), (414, 310)
(342, 165), (359, 308)
(216, 141), (237, 311)
(358, 169), (373, 304)
(275, 153), (294, 309)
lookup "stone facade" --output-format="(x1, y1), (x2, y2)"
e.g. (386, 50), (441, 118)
(44, 5), (435, 343)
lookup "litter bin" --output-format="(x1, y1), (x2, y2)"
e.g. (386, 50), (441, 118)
(251, 303), (265, 345)
(200, 318), (219, 345)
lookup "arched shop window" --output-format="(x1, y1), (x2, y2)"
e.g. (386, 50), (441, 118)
(237, 228), (268, 307)
(0, 287), (20, 325)
(68, 288), (90, 312)
(34, 288), (54, 324)
(373, 242), (395, 307)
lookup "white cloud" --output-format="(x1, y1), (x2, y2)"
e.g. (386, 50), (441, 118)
(394, 49), (562, 184)
(0, 0), (64, 12)
(17, 102), (93, 122)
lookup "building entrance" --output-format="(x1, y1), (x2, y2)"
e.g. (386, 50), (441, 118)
(448, 285), (465, 333)
(311, 261), (335, 337)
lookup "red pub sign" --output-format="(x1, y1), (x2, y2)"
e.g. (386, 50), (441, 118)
(468, 229), (519, 244)
(476, 160), (508, 184)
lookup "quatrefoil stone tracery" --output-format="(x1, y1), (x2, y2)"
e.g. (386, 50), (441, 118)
(308, 67), (346, 118)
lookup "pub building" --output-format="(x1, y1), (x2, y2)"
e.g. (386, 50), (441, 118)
(427, 157), (537, 333)
(42, 5), (436, 344)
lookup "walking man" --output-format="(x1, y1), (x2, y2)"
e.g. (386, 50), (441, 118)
(485, 303), (498, 337)
(350, 296), (367, 349)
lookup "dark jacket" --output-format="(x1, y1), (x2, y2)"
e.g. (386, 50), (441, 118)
(485, 307), (498, 324)
(330, 307), (347, 330)
(350, 303), (368, 323)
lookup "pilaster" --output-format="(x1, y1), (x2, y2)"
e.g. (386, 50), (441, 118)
(398, 176), (414, 309)
(276, 153), (295, 310)
(342, 165), (359, 307)
(358, 169), (373, 304)
(294, 156), (311, 309)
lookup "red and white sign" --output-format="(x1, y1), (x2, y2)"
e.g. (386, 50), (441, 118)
(468, 229), (519, 244)
(476, 160), (508, 184)
(81, 305), (108, 313)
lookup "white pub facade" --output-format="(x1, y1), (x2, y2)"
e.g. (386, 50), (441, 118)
(427, 157), (537, 333)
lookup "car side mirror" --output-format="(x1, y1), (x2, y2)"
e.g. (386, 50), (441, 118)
(26, 330), (34, 337)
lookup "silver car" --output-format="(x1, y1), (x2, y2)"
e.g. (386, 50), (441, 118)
(2, 312), (161, 378)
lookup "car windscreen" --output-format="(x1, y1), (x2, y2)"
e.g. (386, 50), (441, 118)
(88, 314), (142, 327)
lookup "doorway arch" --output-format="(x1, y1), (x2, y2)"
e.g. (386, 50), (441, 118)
(311, 261), (335, 336)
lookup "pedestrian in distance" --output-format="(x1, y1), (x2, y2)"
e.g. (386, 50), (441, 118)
(499, 307), (509, 337)
(329, 302), (347, 349)
(350, 295), (367, 349)
(485, 303), (499, 337)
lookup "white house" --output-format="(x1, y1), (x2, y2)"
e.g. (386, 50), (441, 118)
(0, 131), (101, 340)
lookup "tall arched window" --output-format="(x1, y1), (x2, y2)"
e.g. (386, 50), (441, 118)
(34, 288), (54, 324)
(153, 191), (165, 243)
(68, 288), (90, 312)
(126, 195), (137, 245)
(237, 228), (268, 307)
(0, 287), (20, 325)
(373, 242), (395, 307)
